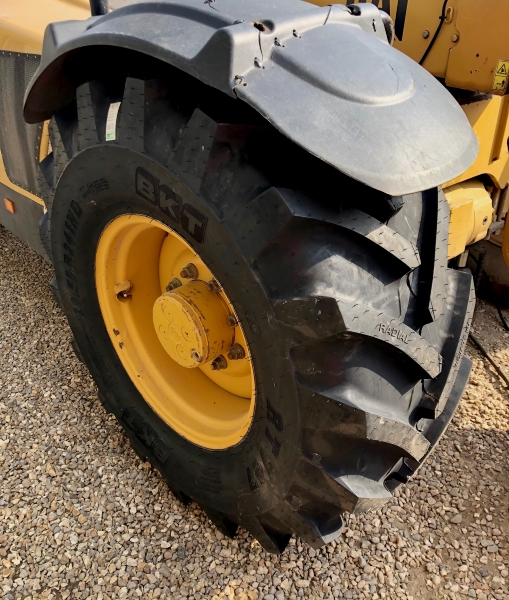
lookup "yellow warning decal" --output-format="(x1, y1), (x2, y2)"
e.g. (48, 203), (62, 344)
(492, 59), (509, 94)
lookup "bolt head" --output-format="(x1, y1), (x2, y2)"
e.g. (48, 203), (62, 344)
(206, 280), (221, 293)
(422, 30), (430, 39)
(166, 278), (182, 292)
(210, 355), (227, 371)
(227, 344), (245, 361)
(451, 34), (459, 42)
(180, 263), (198, 279)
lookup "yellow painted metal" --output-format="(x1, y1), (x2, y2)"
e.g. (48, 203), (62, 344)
(38, 121), (51, 163)
(153, 281), (234, 369)
(443, 95), (509, 191)
(316, 1), (509, 94)
(443, 179), (492, 259)
(0, 0), (88, 209)
(447, 0), (509, 95)
(95, 214), (255, 449)
(0, 0), (89, 54)
(307, 0), (459, 78)
(0, 0), (506, 263)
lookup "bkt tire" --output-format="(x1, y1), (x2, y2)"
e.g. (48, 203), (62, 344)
(40, 66), (474, 553)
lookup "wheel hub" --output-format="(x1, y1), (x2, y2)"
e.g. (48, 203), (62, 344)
(153, 280), (234, 368)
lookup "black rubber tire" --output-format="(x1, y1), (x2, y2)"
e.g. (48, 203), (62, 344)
(40, 66), (475, 554)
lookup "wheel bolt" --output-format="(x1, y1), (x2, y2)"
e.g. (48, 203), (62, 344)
(227, 344), (245, 360)
(165, 278), (182, 292)
(180, 263), (198, 279)
(210, 355), (227, 371)
(206, 279), (221, 293)
(190, 350), (202, 363)
(227, 315), (237, 327)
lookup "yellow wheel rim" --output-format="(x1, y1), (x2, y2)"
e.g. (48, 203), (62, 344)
(95, 214), (255, 449)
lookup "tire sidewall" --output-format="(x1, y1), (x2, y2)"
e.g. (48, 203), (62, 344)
(51, 144), (300, 517)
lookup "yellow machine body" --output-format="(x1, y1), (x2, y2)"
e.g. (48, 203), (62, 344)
(0, 0), (89, 54)
(0, 0), (89, 205)
(1, 0), (509, 261)
(311, 0), (509, 96)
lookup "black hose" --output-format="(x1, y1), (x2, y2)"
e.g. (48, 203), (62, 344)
(469, 333), (509, 388)
(419, 0), (449, 66)
(90, 0), (108, 16)
(496, 305), (509, 332)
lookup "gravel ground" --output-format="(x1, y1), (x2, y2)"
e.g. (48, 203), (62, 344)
(0, 226), (508, 600)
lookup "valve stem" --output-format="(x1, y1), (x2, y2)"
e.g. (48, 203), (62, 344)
(114, 280), (132, 302)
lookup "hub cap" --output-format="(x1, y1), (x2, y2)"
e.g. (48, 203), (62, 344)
(152, 281), (233, 368)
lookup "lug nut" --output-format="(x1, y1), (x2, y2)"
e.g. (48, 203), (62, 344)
(206, 279), (221, 293)
(180, 263), (198, 279)
(165, 278), (182, 292)
(190, 350), (202, 363)
(227, 344), (245, 360)
(227, 315), (237, 327)
(210, 355), (228, 371)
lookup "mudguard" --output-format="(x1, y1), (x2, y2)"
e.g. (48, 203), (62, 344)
(24, 0), (478, 196)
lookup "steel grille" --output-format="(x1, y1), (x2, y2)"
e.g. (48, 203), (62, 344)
(0, 51), (43, 197)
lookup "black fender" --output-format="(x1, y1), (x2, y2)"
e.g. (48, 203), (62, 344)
(24, 0), (478, 196)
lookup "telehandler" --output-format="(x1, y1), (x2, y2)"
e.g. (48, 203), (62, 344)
(0, 0), (502, 553)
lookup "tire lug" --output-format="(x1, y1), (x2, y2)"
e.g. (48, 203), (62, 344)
(180, 263), (198, 279)
(227, 344), (245, 360)
(227, 315), (237, 327)
(165, 278), (182, 292)
(210, 355), (227, 371)
(206, 279), (221, 293)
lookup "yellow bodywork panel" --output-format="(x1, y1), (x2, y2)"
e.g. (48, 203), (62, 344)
(443, 179), (492, 259)
(308, 0), (458, 77)
(0, 0), (507, 264)
(447, 0), (509, 95)
(444, 95), (509, 190)
(0, 0), (89, 54)
(0, 1), (89, 202)
(314, 0), (509, 95)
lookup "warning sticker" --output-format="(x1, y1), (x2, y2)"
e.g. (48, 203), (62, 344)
(105, 102), (121, 141)
(492, 59), (509, 94)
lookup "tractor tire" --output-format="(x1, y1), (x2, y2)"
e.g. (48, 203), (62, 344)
(40, 64), (474, 554)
